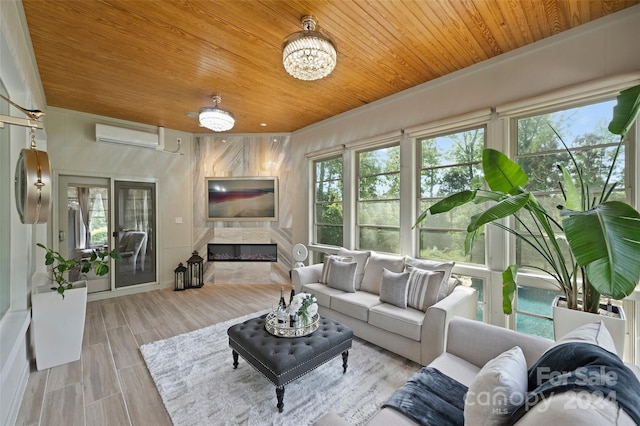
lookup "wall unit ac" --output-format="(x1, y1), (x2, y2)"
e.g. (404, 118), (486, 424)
(95, 123), (159, 149)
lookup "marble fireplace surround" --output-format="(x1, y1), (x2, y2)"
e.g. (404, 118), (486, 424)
(193, 134), (293, 285)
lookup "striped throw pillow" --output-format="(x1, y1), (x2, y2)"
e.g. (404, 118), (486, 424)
(407, 268), (445, 312)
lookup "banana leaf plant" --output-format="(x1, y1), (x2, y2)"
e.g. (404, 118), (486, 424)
(415, 84), (640, 314)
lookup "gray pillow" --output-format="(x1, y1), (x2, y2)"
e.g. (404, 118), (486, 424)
(379, 268), (410, 309)
(320, 254), (352, 284)
(360, 252), (405, 295)
(337, 248), (371, 290)
(326, 258), (358, 293)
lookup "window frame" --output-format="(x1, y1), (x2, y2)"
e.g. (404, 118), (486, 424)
(504, 94), (637, 335)
(414, 125), (487, 266)
(311, 154), (345, 248)
(355, 142), (401, 253)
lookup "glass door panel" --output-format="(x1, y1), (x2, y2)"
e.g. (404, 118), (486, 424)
(58, 175), (111, 294)
(114, 181), (156, 288)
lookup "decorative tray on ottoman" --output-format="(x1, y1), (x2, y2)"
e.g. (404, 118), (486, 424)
(264, 311), (320, 337)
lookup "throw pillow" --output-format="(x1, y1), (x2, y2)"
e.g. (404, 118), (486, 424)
(319, 255), (352, 284)
(379, 268), (410, 308)
(360, 252), (405, 295)
(405, 258), (455, 302)
(552, 320), (618, 356)
(326, 258), (358, 293)
(442, 277), (462, 299)
(464, 346), (528, 426)
(406, 268), (445, 312)
(405, 257), (455, 283)
(337, 248), (371, 290)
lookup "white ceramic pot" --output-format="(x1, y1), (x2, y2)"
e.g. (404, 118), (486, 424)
(32, 281), (87, 370)
(552, 295), (626, 356)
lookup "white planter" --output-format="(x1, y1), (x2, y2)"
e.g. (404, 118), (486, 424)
(552, 295), (626, 356)
(32, 282), (87, 370)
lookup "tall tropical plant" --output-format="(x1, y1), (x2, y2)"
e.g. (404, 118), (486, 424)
(415, 84), (640, 314)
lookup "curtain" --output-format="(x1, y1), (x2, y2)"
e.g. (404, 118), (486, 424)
(77, 187), (92, 248)
(128, 189), (150, 232)
(98, 191), (107, 223)
(142, 191), (149, 234)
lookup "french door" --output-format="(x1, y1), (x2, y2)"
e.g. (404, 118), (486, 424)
(113, 180), (156, 288)
(58, 176), (111, 293)
(57, 176), (156, 293)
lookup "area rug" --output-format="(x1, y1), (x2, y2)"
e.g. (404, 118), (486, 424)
(140, 310), (421, 426)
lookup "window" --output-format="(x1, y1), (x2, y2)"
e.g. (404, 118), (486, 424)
(313, 156), (343, 246)
(513, 99), (629, 337)
(515, 285), (559, 339)
(67, 185), (109, 249)
(0, 83), (9, 317)
(416, 127), (486, 264)
(515, 100), (623, 270)
(455, 274), (486, 321)
(357, 145), (400, 253)
(89, 191), (108, 246)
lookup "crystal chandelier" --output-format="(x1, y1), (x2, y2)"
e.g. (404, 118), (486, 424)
(282, 16), (337, 81)
(199, 95), (235, 132)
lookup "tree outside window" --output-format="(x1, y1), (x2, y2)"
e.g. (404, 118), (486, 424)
(357, 145), (400, 253)
(313, 156), (343, 246)
(514, 99), (625, 337)
(417, 128), (486, 264)
(515, 101), (623, 272)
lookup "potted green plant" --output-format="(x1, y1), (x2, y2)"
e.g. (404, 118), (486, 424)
(37, 242), (120, 297)
(32, 243), (120, 370)
(415, 84), (640, 353)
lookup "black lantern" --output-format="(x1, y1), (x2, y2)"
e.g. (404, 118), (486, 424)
(187, 250), (204, 288)
(174, 262), (187, 291)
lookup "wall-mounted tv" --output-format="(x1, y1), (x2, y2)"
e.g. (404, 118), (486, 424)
(205, 177), (278, 221)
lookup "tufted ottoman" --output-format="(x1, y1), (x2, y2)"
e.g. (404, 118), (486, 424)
(227, 314), (353, 412)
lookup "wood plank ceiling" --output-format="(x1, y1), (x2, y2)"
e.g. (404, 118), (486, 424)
(21, 0), (639, 134)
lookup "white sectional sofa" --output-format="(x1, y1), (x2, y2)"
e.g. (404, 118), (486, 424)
(291, 248), (478, 366)
(317, 318), (640, 426)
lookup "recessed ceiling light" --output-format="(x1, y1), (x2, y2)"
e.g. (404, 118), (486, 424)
(260, 123), (267, 127)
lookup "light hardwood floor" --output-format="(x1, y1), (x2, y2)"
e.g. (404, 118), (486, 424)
(15, 284), (282, 426)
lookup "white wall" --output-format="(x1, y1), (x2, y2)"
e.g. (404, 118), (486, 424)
(290, 6), (640, 333)
(44, 107), (194, 294)
(3, 2), (640, 419)
(291, 6), (640, 246)
(0, 1), (47, 425)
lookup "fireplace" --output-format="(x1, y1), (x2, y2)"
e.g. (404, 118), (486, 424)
(207, 243), (277, 262)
